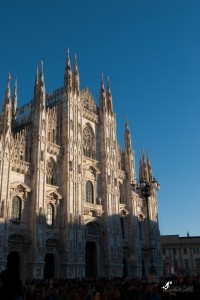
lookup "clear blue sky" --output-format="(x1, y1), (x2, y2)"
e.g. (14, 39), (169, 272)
(1, 0), (200, 237)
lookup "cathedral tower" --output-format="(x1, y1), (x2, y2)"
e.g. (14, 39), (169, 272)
(0, 51), (162, 280)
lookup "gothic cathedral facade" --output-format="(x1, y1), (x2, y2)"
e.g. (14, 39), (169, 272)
(0, 52), (163, 280)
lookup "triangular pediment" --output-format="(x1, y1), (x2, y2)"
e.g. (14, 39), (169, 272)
(46, 188), (62, 200)
(10, 181), (31, 192)
(90, 165), (100, 174)
(81, 87), (95, 102)
(81, 87), (97, 113)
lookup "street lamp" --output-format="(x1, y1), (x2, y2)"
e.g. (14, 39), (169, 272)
(131, 177), (160, 276)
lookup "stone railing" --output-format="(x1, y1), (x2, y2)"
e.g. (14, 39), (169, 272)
(11, 159), (31, 175)
(47, 142), (61, 155)
(84, 201), (104, 217)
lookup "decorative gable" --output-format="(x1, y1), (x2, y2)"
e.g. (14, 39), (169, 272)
(10, 181), (31, 200)
(46, 187), (62, 205)
(81, 87), (97, 113)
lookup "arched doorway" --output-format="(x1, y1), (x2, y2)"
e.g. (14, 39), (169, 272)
(7, 251), (20, 270)
(8, 234), (31, 282)
(44, 253), (55, 279)
(85, 242), (97, 278)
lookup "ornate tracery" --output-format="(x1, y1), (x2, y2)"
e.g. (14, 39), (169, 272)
(47, 106), (57, 144)
(83, 124), (95, 159)
(46, 158), (57, 185)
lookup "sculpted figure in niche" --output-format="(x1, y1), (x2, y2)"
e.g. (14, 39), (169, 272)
(97, 197), (102, 205)
(46, 158), (57, 185)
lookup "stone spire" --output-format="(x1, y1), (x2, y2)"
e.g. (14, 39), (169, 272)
(124, 115), (132, 152)
(64, 48), (72, 91)
(99, 73), (107, 112)
(106, 77), (113, 112)
(139, 149), (147, 181)
(147, 151), (153, 181)
(38, 60), (46, 107)
(139, 149), (151, 181)
(2, 73), (12, 130)
(4, 73), (11, 104)
(124, 115), (136, 183)
(73, 53), (80, 93)
(12, 78), (17, 120)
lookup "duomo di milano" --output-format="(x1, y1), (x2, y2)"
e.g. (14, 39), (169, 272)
(0, 50), (163, 280)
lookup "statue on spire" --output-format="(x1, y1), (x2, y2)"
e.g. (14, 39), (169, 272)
(64, 48), (72, 90)
(73, 53), (80, 93)
(12, 78), (17, 120)
(99, 73), (107, 112)
(2, 73), (12, 131)
(38, 60), (46, 107)
(106, 76), (113, 112)
(124, 115), (132, 151)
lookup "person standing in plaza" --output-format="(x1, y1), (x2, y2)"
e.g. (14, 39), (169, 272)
(102, 283), (114, 300)
(92, 290), (102, 300)
(0, 259), (23, 300)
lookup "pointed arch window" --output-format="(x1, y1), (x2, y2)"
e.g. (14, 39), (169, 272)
(86, 181), (94, 203)
(83, 125), (95, 159)
(46, 159), (57, 185)
(46, 203), (54, 226)
(11, 196), (21, 221)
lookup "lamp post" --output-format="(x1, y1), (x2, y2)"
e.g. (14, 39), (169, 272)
(131, 177), (160, 276)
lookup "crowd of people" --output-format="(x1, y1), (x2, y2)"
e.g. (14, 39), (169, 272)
(23, 275), (200, 300)
(0, 264), (200, 300)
